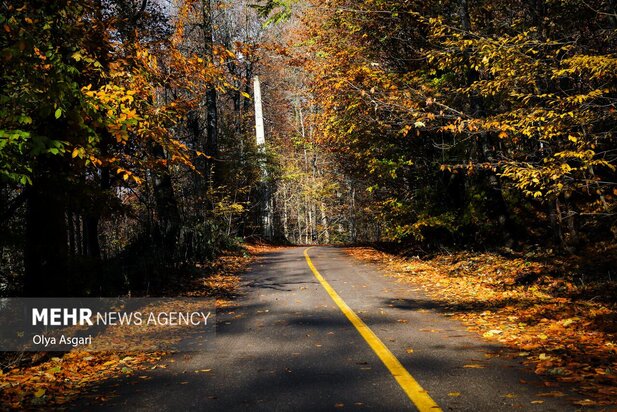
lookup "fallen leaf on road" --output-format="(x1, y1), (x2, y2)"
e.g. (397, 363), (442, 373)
(463, 364), (485, 369)
(503, 393), (517, 398)
(536, 391), (565, 397)
(573, 399), (598, 406)
(448, 392), (461, 397)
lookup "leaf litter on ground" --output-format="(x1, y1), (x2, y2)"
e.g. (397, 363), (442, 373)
(345, 246), (617, 406)
(0, 243), (274, 410)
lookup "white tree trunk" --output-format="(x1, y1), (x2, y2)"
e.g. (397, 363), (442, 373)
(253, 76), (272, 239)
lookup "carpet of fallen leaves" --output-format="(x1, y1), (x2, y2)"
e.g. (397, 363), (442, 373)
(345, 246), (617, 407)
(0, 243), (274, 410)
(0, 351), (165, 409)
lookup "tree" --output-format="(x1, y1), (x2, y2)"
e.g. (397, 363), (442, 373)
(290, 0), (616, 249)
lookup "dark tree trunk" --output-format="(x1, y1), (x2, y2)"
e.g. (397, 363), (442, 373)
(68, 209), (75, 257)
(205, 86), (218, 185)
(459, 0), (472, 31)
(528, 0), (547, 38)
(24, 171), (68, 296)
(152, 145), (181, 261)
(83, 215), (101, 258)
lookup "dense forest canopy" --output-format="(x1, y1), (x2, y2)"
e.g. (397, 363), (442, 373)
(1, 0), (616, 297)
(1, 0), (265, 296)
(295, 0), (617, 247)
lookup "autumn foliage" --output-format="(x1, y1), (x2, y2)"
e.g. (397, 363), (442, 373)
(1, 0), (264, 296)
(1, 0), (616, 408)
(298, 0), (616, 248)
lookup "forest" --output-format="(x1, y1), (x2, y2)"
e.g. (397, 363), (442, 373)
(1, 0), (616, 294)
(1, 0), (617, 409)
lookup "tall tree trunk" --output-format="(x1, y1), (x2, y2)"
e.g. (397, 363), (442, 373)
(83, 216), (101, 258)
(68, 209), (75, 257)
(205, 87), (218, 185)
(459, 0), (472, 31)
(320, 202), (330, 244)
(24, 168), (68, 296)
(152, 144), (181, 261)
(282, 184), (289, 241)
(75, 214), (82, 256)
(548, 199), (563, 245)
(349, 185), (357, 243)
(202, 0), (218, 190)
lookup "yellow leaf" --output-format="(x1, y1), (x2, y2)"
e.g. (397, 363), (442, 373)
(463, 364), (484, 369)
(241, 91), (251, 99)
(72, 148), (80, 158)
(448, 392), (461, 397)
(34, 388), (46, 398)
(562, 318), (575, 327)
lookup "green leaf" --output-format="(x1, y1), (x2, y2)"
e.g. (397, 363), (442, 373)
(54, 108), (62, 119)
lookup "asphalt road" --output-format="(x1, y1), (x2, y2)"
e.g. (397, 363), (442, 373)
(77, 247), (580, 411)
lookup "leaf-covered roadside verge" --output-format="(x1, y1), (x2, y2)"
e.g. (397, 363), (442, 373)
(345, 247), (617, 407)
(0, 243), (279, 410)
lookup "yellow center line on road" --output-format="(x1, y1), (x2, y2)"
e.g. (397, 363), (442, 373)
(303, 247), (442, 412)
